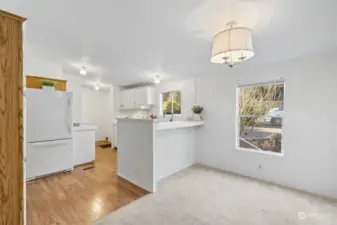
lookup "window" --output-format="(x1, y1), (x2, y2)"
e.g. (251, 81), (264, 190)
(237, 82), (284, 154)
(161, 91), (181, 115)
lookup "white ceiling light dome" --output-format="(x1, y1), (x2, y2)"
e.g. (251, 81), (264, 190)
(80, 65), (87, 75)
(211, 21), (254, 67)
(153, 75), (161, 84)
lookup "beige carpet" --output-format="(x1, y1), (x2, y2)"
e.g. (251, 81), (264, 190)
(94, 165), (337, 225)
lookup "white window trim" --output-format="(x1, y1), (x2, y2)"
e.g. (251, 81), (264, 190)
(235, 81), (285, 156)
(237, 79), (284, 88)
(160, 90), (182, 116)
(236, 147), (285, 156)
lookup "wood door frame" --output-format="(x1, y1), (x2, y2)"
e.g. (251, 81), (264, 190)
(0, 9), (26, 225)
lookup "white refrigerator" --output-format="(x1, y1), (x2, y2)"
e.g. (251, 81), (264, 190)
(25, 88), (73, 180)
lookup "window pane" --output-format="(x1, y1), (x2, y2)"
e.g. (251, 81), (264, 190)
(162, 91), (181, 115)
(240, 101), (284, 117)
(172, 92), (181, 114)
(240, 84), (284, 116)
(162, 92), (172, 114)
(239, 116), (282, 153)
(240, 84), (284, 101)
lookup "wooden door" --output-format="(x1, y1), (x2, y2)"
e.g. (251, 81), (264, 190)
(0, 10), (26, 225)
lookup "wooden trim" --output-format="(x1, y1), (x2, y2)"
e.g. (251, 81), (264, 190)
(96, 140), (112, 147)
(96, 140), (106, 146)
(0, 11), (25, 225)
(74, 161), (95, 168)
(26, 75), (67, 91)
(0, 9), (26, 22)
(26, 75), (67, 83)
(18, 20), (24, 225)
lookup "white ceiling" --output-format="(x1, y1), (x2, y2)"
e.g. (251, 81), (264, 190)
(3, 0), (336, 85)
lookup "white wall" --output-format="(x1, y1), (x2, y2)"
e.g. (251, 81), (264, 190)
(156, 128), (197, 181)
(196, 51), (337, 198)
(82, 87), (114, 141)
(23, 44), (114, 141)
(117, 119), (155, 192)
(23, 44), (85, 122)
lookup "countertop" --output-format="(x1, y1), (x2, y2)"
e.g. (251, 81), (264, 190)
(117, 118), (205, 130)
(155, 121), (204, 131)
(116, 117), (153, 121)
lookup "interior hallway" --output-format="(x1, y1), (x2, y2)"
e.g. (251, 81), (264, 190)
(26, 147), (148, 225)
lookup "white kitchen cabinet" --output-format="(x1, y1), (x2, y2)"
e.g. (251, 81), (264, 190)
(128, 89), (137, 106)
(135, 88), (146, 106)
(119, 90), (130, 108)
(119, 86), (155, 109)
(145, 87), (155, 105)
(73, 125), (96, 166)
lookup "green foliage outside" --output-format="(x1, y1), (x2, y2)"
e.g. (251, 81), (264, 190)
(41, 80), (55, 87)
(239, 85), (284, 135)
(162, 92), (181, 114)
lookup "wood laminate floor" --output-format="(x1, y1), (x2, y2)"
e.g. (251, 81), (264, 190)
(26, 147), (148, 225)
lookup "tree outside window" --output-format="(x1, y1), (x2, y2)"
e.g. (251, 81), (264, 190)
(238, 83), (284, 153)
(162, 91), (181, 115)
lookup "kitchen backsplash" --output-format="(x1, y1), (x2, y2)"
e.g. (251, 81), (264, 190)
(115, 109), (151, 118)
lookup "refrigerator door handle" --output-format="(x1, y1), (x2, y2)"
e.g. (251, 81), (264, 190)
(30, 139), (70, 147)
(65, 96), (71, 135)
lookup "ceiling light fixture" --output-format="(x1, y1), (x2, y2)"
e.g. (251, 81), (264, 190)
(80, 65), (87, 75)
(211, 21), (254, 68)
(153, 75), (161, 84)
(95, 84), (100, 91)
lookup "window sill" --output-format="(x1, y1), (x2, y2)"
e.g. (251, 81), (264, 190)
(160, 114), (182, 117)
(236, 147), (284, 157)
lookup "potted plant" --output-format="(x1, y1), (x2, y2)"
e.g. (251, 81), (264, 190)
(41, 80), (55, 91)
(191, 105), (204, 120)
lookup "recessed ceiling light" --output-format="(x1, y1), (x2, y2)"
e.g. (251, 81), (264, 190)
(95, 84), (100, 90)
(80, 65), (87, 75)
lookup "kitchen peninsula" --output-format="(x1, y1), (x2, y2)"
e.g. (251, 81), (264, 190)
(117, 118), (204, 192)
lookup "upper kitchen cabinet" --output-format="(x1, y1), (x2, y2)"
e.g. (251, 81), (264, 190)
(134, 88), (146, 106)
(26, 75), (67, 91)
(119, 86), (155, 109)
(119, 89), (130, 108)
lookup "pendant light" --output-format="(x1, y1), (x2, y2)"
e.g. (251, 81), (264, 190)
(211, 21), (254, 67)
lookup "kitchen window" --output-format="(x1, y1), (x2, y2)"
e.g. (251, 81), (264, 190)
(236, 81), (284, 154)
(161, 91), (181, 115)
